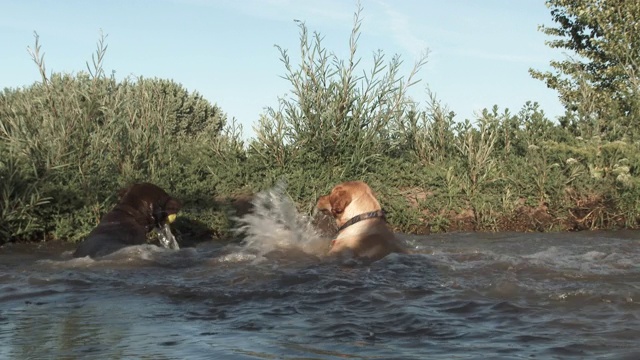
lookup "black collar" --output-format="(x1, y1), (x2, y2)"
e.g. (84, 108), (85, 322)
(337, 209), (386, 232)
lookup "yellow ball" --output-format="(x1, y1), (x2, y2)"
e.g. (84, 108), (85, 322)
(167, 213), (177, 224)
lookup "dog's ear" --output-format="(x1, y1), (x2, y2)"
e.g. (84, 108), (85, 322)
(316, 195), (331, 213)
(117, 186), (131, 199)
(329, 189), (351, 216)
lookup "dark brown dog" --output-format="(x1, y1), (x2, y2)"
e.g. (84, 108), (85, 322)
(73, 182), (181, 258)
(316, 181), (407, 262)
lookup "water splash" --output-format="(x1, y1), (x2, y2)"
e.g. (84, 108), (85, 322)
(233, 181), (328, 259)
(156, 223), (180, 250)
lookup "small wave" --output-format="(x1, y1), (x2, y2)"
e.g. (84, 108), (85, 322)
(38, 244), (201, 270)
(523, 247), (636, 276)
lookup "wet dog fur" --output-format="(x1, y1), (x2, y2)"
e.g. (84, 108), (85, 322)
(73, 182), (181, 258)
(316, 181), (406, 262)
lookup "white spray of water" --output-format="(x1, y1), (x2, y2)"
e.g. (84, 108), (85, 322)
(156, 223), (180, 250)
(232, 181), (329, 260)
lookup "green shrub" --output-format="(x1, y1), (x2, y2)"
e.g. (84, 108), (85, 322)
(0, 33), (236, 243)
(253, 4), (428, 183)
(3, 5), (640, 244)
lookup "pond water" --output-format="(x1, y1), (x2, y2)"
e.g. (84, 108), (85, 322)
(1, 188), (639, 359)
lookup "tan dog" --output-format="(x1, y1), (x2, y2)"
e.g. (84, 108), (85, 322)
(316, 181), (406, 262)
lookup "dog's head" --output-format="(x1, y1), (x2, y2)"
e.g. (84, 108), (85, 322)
(316, 181), (381, 228)
(117, 182), (182, 230)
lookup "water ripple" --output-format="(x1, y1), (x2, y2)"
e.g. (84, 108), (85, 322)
(1, 230), (639, 359)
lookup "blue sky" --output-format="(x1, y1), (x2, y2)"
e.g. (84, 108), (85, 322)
(1, 0), (564, 139)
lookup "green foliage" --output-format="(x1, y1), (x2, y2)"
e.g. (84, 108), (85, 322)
(0, 147), (51, 240)
(530, 0), (640, 140)
(253, 4), (428, 181)
(3, 4), (640, 244)
(0, 32), (235, 243)
(408, 91), (457, 165)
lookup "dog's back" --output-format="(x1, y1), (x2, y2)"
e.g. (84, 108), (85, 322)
(318, 181), (407, 262)
(329, 217), (405, 262)
(73, 216), (146, 258)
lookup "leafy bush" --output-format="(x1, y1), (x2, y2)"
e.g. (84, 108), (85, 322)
(0, 33), (235, 243)
(253, 4), (427, 183)
(3, 3), (640, 244)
